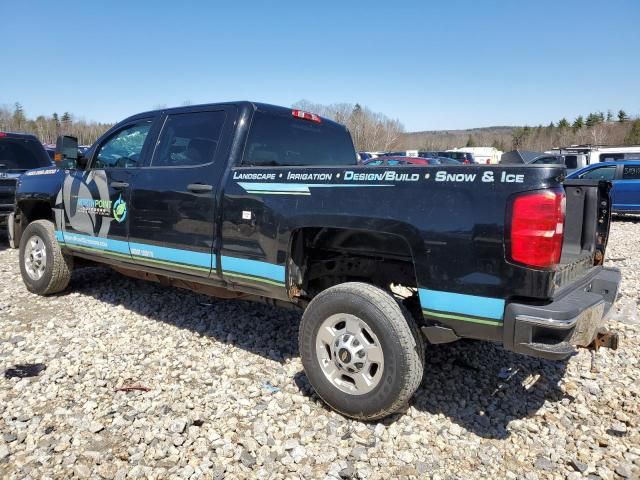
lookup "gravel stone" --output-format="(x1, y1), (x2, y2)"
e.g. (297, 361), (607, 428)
(570, 459), (589, 473)
(0, 444), (9, 460)
(1, 219), (639, 478)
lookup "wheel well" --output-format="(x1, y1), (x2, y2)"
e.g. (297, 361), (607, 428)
(14, 201), (55, 245)
(288, 227), (419, 301)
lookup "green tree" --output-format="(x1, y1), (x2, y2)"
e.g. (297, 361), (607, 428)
(572, 116), (584, 131)
(585, 113), (602, 128)
(618, 110), (628, 122)
(465, 135), (476, 147)
(624, 119), (640, 145)
(13, 102), (26, 130)
(606, 110), (613, 122)
(548, 121), (555, 129)
(557, 118), (570, 129)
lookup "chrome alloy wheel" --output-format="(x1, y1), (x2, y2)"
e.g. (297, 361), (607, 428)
(315, 313), (384, 395)
(24, 235), (47, 281)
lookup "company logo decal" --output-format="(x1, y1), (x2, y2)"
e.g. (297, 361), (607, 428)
(78, 197), (112, 216)
(232, 168), (527, 195)
(112, 195), (127, 223)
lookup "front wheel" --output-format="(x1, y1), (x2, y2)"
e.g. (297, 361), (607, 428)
(299, 282), (424, 421)
(19, 220), (73, 295)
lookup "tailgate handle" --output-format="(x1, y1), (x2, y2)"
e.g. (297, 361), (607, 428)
(188, 183), (213, 193)
(111, 181), (129, 190)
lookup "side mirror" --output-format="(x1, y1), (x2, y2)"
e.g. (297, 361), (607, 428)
(55, 135), (79, 169)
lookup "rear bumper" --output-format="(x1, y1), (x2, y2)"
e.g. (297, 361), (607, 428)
(503, 267), (621, 360)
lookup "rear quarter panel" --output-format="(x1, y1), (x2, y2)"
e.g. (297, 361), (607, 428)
(220, 164), (565, 337)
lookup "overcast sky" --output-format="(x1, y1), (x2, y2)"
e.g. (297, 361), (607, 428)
(2, 0), (638, 131)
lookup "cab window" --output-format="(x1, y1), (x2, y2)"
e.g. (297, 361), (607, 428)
(93, 122), (151, 169)
(579, 166), (617, 180)
(151, 111), (226, 167)
(242, 111), (356, 167)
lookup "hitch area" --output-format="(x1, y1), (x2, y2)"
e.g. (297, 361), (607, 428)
(584, 329), (619, 351)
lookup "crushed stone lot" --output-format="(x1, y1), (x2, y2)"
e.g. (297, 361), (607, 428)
(0, 220), (639, 480)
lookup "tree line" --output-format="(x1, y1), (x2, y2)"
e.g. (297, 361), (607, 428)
(0, 103), (113, 145)
(2, 101), (638, 153)
(400, 109), (639, 153)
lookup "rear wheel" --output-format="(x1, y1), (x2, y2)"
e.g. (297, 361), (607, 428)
(299, 282), (424, 420)
(19, 220), (73, 295)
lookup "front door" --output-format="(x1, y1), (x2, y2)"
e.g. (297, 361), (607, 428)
(59, 119), (155, 261)
(613, 164), (640, 212)
(128, 107), (235, 278)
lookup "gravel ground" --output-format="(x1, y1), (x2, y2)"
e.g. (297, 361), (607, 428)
(1, 219), (639, 480)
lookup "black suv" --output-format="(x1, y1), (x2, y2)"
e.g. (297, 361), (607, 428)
(0, 132), (53, 228)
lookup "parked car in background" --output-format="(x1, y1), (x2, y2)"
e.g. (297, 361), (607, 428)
(363, 156), (458, 166)
(357, 152), (372, 163)
(449, 147), (503, 165)
(549, 145), (640, 165)
(567, 161), (640, 214)
(438, 150), (477, 164)
(0, 132), (53, 235)
(501, 150), (569, 166)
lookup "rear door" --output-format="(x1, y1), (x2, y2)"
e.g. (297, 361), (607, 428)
(128, 106), (236, 278)
(59, 119), (155, 261)
(614, 164), (640, 212)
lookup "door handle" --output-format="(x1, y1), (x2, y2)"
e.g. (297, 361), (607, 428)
(187, 183), (213, 193)
(111, 181), (130, 190)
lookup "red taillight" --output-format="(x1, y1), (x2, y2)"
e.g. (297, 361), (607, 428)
(292, 109), (321, 123)
(0, 132), (7, 137)
(510, 189), (565, 268)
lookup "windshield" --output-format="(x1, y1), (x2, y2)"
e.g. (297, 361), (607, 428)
(0, 138), (52, 170)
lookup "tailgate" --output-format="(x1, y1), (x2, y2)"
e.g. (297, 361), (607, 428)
(556, 179), (612, 290)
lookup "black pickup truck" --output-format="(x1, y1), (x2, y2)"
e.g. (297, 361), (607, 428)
(13, 101), (621, 420)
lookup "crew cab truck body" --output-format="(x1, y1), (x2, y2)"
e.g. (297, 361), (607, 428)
(13, 101), (621, 420)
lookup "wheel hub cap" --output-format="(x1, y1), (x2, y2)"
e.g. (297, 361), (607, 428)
(316, 314), (384, 395)
(24, 235), (47, 281)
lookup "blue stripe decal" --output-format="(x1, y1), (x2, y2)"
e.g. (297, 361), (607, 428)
(128, 241), (212, 268)
(221, 255), (285, 282)
(239, 182), (310, 193)
(418, 288), (505, 320)
(238, 182), (394, 194)
(55, 231), (285, 284)
(62, 232), (131, 254)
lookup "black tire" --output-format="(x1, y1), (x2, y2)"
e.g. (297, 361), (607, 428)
(299, 282), (424, 421)
(19, 220), (73, 295)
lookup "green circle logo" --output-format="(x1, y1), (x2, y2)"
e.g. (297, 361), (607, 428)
(113, 195), (127, 223)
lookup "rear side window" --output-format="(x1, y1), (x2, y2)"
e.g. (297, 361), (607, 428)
(622, 165), (640, 180)
(579, 166), (617, 180)
(242, 111), (356, 167)
(0, 139), (51, 170)
(152, 111), (226, 167)
(565, 155), (578, 169)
